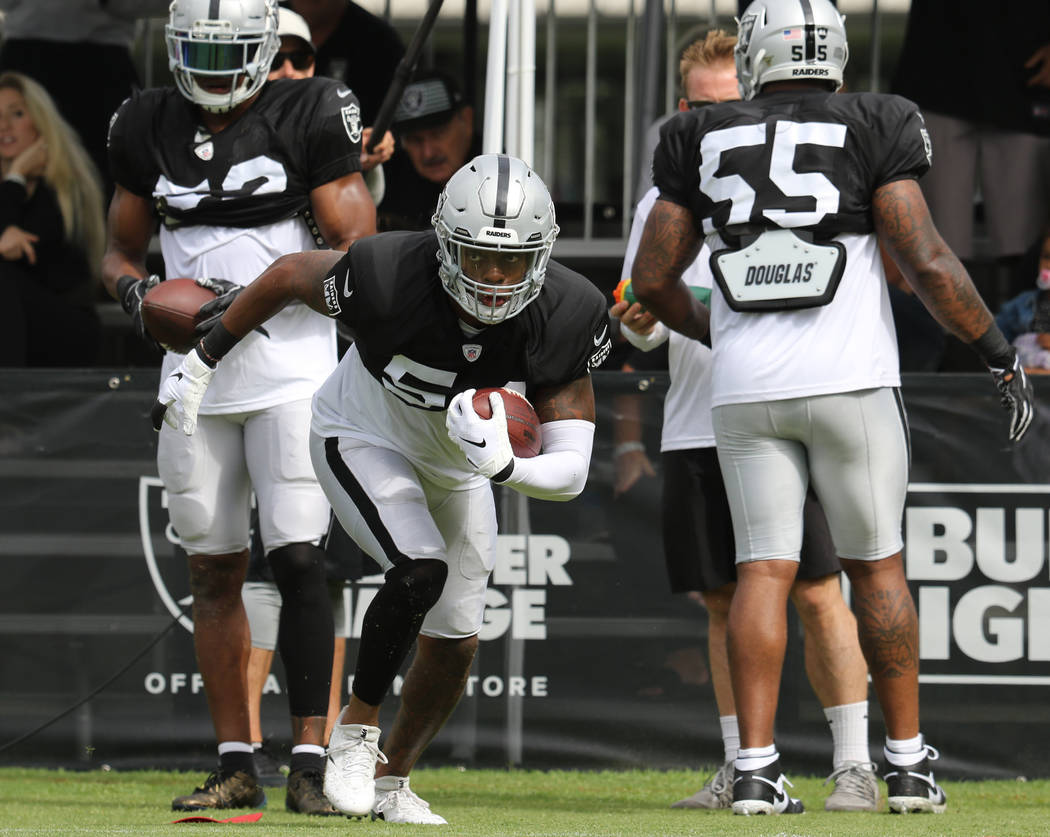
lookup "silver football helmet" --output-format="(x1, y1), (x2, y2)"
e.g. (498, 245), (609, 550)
(735, 0), (849, 100)
(433, 154), (559, 325)
(165, 0), (280, 113)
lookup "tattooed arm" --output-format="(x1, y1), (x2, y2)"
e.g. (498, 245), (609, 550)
(875, 178), (1034, 442)
(533, 375), (596, 424)
(872, 178), (994, 342)
(629, 198), (710, 341)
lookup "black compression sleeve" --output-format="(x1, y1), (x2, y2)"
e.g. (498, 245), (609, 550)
(197, 321), (242, 367)
(970, 325), (1015, 369)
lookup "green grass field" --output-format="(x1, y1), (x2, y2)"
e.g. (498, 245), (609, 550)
(0, 766), (1046, 836)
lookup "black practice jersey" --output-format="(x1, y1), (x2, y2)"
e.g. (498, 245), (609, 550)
(107, 77), (363, 230)
(653, 89), (932, 239)
(319, 230), (612, 409)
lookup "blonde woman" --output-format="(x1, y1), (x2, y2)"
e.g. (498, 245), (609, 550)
(0, 71), (105, 365)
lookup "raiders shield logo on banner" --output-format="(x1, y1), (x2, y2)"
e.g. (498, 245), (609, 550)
(341, 103), (363, 144)
(139, 476), (194, 633)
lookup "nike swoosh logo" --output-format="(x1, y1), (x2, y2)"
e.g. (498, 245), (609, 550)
(463, 437), (486, 448)
(336, 88), (353, 98)
(593, 324), (609, 345)
(343, 270), (353, 298)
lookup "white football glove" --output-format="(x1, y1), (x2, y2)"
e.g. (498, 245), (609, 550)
(446, 388), (514, 480)
(150, 348), (215, 435)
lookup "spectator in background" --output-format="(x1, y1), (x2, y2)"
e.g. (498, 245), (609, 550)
(379, 72), (481, 231)
(892, 2), (1050, 303)
(997, 230), (1050, 344)
(270, 5), (394, 204)
(633, 29), (740, 203)
(0, 0), (169, 198)
(1013, 295), (1050, 375)
(269, 7), (318, 80)
(0, 71), (104, 366)
(287, 0), (404, 126)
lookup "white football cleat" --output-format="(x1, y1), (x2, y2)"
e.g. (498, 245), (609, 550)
(372, 775), (447, 825)
(323, 720), (387, 817)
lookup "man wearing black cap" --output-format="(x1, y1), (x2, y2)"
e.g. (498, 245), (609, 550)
(378, 72), (482, 231)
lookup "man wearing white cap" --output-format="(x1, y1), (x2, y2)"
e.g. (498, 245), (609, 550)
(268, 7), (394, 201)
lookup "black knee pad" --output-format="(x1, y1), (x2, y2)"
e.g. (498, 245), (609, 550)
(351, 558), (448, 706)
(385, 558), (448, 616)
(268, 542), (326, 581)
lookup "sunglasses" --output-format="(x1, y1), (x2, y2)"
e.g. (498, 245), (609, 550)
(270, 49), (314, 72)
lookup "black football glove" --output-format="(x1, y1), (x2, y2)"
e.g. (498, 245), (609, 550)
(193, 277), (269, 339)
(193, 277), (241, 335)
(990, 351), (1035, 442)
(116, 273), (162, 353)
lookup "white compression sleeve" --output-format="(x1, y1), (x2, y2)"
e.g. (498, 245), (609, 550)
(621, 319), (669, 351)
(496, 419), (594, 501)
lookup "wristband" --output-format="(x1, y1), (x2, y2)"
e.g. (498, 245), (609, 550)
(621, 320), (669, 352)
(491, 459), (515, 484)
(614, 441), (645, 458)
(197, 320), (242, 367)
(970, 326), (1014, 369)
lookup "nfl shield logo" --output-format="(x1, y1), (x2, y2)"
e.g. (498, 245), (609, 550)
(341, 103), (363, 144)
(194, 141), (214, 161)
(462, 344), (482, 362)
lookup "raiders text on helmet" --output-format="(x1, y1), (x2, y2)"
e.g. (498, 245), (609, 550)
(735, 0), (849, 100)
(166, 0), (280, 113)
(433, 154), (559, 325)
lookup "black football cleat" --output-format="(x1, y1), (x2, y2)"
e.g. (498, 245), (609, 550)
(732, 759), (805, 816)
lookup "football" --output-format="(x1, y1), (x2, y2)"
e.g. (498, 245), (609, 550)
(472, 387), (543, 458)
(140, 278), (217, 354)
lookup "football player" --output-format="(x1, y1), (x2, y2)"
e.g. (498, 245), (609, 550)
(630, 0), (1034, 817)
(612, 29), (876, 815)
(152, 153), (613, 824)
(101, 0), (376, 816)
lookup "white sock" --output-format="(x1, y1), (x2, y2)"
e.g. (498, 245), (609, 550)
(735, 744), (777, 772)
(291, 744), (325, 756)
(884, 733), (925, 766)
(217, 741), (254, 755)
(719, 715), (740, 765)
(824, 700), (870, 767)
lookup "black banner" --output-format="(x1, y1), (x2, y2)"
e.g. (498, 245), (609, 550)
(0, 370), (1047, 779)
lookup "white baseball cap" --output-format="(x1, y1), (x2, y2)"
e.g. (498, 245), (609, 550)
(277, 7), (314, 53)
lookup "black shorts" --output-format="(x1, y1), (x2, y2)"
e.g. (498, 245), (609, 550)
(661, 447), (840, 593)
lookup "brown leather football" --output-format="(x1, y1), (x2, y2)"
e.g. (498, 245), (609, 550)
(141, 278), (216, 353)
(472, 387), (543, 458)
